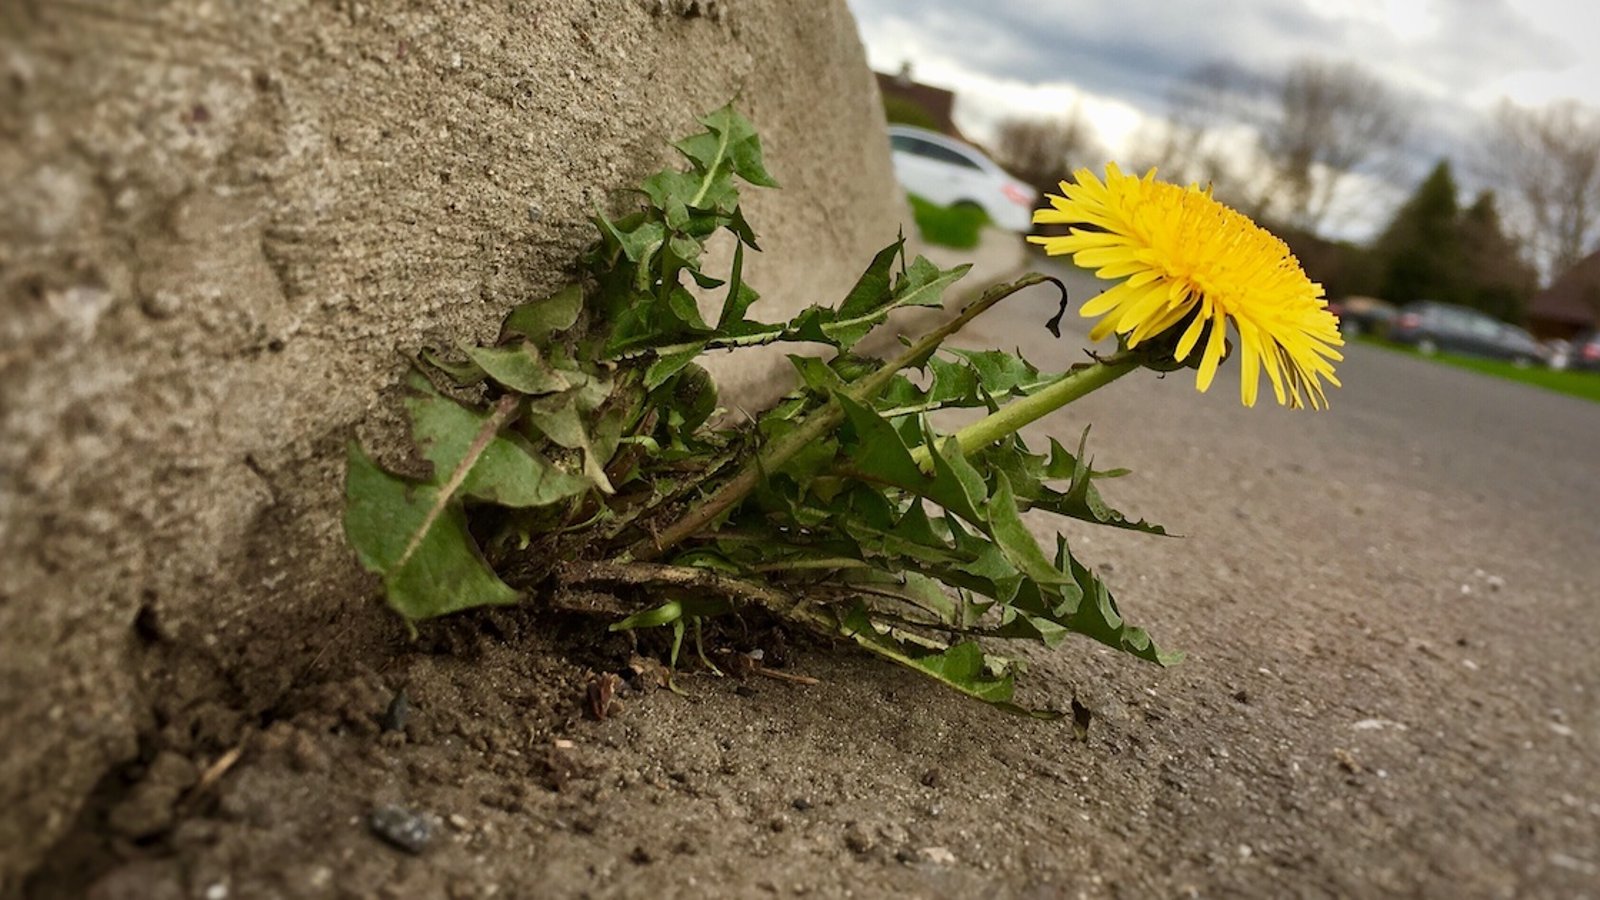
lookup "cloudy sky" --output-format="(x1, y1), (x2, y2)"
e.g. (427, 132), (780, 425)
(845, 0), (1600, 237)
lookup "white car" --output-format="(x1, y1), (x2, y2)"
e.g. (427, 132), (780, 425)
(887, 125), (1037, 233)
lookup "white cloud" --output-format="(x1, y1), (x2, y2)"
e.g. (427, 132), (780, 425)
(847, 0), (1594, 238)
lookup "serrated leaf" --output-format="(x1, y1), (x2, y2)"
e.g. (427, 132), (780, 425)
(789, 355), (846, 394)
(676, 104), (779, 192)
(345, 387), (533, 627)
(716, 241), (759, 330)
(835, 604), (1058, 718)
(727, 205), (761, 249)
(985, 472), (1076, 588)
(345, 443), (520, 621)
(946, 348), (1044, 392)
(835, 393), (926, 487)
(665, 286), (712, 333)
(837, 239), (904, 318)
(404, 377), (594, 507)
(846, 570), (960, 625)
(989, 431), (1168, 535)
(892, 257), (970, 310)
(922, 425), (989, 527)
(601, 215), (666, 264)
(1052, 536), (1180, 665)
(641, 170), (701, 214)
(645, 346), (704, 391)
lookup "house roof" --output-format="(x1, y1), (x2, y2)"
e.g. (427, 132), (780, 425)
(1529, 249), (1600, 327)
(874, 70), (967, 142)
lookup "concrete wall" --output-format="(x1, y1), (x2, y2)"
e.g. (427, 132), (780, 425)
(0, 0), (908, 883)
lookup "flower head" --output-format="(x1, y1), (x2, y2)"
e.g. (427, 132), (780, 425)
(1030, 164), (1343, 409)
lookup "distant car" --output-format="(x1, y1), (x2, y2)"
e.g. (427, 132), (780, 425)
(1326, 296), (1397, 338)
(1566, 329), (1600, 372)
(1389, 301), (1545, 366)
(886, 125), (1036, 233)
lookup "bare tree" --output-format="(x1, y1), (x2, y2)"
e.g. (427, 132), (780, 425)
(991, 107), (1104, 194)
(1481, 99), (1600, 279)
(1132, 58), (1409, 233)
(1128, 61), (1272, 213)
(1257, 60), (1410, 231)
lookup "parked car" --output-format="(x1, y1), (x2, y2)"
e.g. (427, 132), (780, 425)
(1326, 295), (1397, 338)
(1389, 301), (1546, 366)
(886, 125), (1036, 233)
(1566, 329), (1600, 372)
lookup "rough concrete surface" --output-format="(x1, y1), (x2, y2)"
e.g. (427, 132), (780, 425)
(0, 0), (909, 886)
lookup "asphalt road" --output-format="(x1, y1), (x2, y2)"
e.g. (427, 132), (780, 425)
(932, 253), (1600, 895)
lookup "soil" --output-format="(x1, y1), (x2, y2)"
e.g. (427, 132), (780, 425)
(20, 261), (1600, 899)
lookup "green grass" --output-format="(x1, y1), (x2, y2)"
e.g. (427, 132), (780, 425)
(908, 194), (990, 249)
(1361, 337), (1600, 403)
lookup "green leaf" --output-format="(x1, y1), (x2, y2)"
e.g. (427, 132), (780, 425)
(404, 376), (593, 507)
(645, 346), (704, 391)
(892, 256), (971, 310)
(846, 570), (961, 625)
(665, 286), (712, 333)
(837, 239), (905, 318)
(466, 343), (572, 396)
(501, 285), (584, 343)
(419, 348), (487, 387)
(835, 392), (926, 487)
(343, 442), (519, 623)
(716, 241), (760, 330)
(834, 604), (1058, 718)
(676, 104), (779, 191)
(597, 215), (666, 266)
(1052, 536), (1181, 665)
(985, 472), (1076, 588)
(984, 431), (1168, 535)
(609, 599), (685, 631)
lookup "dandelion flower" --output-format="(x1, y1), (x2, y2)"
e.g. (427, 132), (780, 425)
(1030, 164), (1343, 409)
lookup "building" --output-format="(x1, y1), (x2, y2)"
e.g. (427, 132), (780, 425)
(1527, 249), (1600, 340)
(875, 63), (968, 142)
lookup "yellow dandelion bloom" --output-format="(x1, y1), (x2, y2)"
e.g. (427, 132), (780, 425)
(1029, 164), (1343, 409)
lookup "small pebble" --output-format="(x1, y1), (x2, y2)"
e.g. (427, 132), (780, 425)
(792, 797), (812, 811)
(368, 804), (437, 854)
(380, 689), (410, 732)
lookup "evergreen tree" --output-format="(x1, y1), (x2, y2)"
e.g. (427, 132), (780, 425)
(1370, 165), (1537, 323)
(1458, 191), (1537, 322)
(1378, 161), (1464, 304)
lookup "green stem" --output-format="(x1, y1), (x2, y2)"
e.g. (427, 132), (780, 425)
(631, 273), (1065, 561)
(910, 355), (1138, 471)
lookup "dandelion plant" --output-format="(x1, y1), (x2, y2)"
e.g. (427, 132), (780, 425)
(343, 106), (1342, 716)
